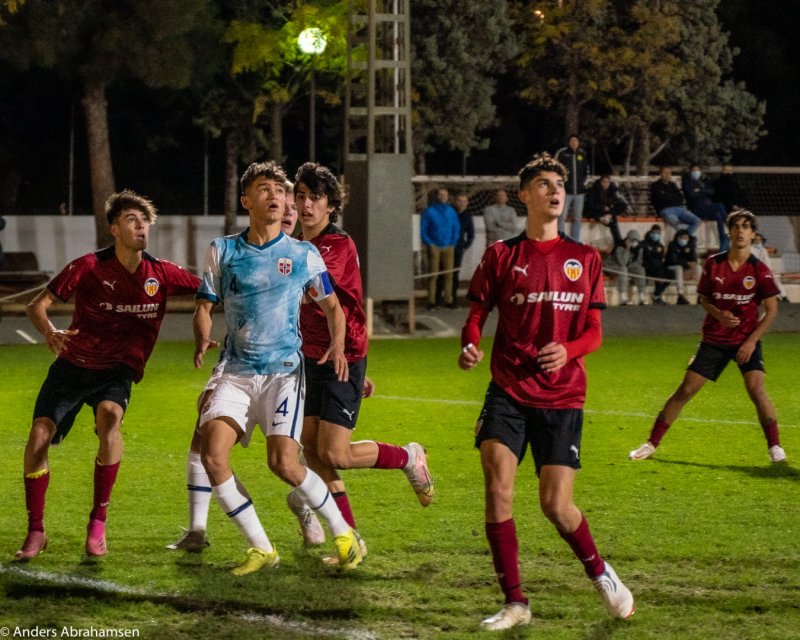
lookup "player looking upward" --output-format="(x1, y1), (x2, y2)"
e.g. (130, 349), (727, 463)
(284, 162), (434, 557)
(167, 182), (298, 554)
(458, 153), (634, 630)
(630, 209), (785, 464)
(15, 190), (201, 561)
(192, 161), (362, 575)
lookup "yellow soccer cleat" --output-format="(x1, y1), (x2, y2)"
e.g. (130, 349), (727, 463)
(332, 529), (363, 572)
(231, 546), (280, 576)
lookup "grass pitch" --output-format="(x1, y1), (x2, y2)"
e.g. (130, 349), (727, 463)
(0, 333), (799, 639)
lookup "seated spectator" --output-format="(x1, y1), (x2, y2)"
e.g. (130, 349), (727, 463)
(682, 164), (730, 251)
(584, 174), (626, 247)
(665, 228), (700, 305)
(751, 232), (788, 301)
(604, 229), (646, 305)
(650, 167), (701, 237)
(642, 224), (672, 305)
(482, 189), (518, 245)
(713, 164), (749, 214)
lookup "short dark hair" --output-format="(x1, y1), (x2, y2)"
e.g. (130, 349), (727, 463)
(726, 208), (758, 231)
(105, 190), (157, 225)
(518, 153), (567, 191)
(294, 162), (344, 223)
(240, 161), (288, 195)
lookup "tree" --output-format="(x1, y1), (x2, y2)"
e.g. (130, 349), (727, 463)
(0, 0), (215, 246)
(515, 0), (765, 174)
(410, 0), (518, 174)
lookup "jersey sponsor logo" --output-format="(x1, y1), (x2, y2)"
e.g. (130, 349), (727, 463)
(102, 280), (116, 290)
(513, 290), (585, 311)
(563, 259), (583, 282)
(99, 302), (112, 310)
(144, 278), (160, 297)
(743, 275), (756, 290)
(712, 291), (755, 303)
(512, 264), (529, 276)
(510, 293), (526, 305)
(278, 257), (293, 275)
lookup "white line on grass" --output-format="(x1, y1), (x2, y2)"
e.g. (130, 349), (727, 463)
(15, 329), (37, 344)
(0, 564), (377, 640)
(372, 395), (797, 428)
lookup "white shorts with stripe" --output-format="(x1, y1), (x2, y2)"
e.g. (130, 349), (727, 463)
(198, 371), (305, 447)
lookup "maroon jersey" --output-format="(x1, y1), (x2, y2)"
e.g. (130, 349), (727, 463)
(48, 246), (200, 381)
(299, 224), (368, 362)
(696, 252), (780, 346)
(468, 234), (606, 409)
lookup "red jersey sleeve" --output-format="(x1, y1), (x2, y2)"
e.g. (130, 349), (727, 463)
(48, 254), (97, 302)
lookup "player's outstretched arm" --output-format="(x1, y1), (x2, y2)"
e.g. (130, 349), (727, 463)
(192, 300), (219, 369)
(316, 293), (348, 382)
(26, 288), (78, 355)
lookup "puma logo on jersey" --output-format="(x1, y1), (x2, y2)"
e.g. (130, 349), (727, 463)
(341, 408), (355, 420)
(103, 280), (116, 290)
(319, 245), (332, 253)
(714, 277), (725, 284)
(512, 265), (529, 276)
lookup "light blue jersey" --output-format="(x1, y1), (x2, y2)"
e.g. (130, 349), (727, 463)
(197, 230), (334, 375)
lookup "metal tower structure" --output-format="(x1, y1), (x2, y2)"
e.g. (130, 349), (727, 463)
(344, 0), (415, 333)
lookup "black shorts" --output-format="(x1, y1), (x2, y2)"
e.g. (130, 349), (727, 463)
(33, 359), (134, 445)
(303, 356), (366, 430)
(474, 381), (583, 474)
(688, 341), (764, 382)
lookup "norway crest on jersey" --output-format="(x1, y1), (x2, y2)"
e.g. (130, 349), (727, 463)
(144, 277), (160, 297)
(563, 259), (583, 282)
(277, 257), (293, 276)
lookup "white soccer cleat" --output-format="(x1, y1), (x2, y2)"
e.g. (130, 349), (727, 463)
(480, 602), (532, 631)
(629, 442), (656, 461)
(402, 442), (434, 506)
(592, 561), (635, 619)
(769, 445), (787, 463)
(286, 491), (325, 546)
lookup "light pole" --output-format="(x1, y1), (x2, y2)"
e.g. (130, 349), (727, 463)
(297, 27), (327, 162)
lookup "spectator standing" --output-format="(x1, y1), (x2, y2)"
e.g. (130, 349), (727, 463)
(665, 229), (700, 305)
(420, 187), (460, 310)
(584, 174), (626, 247)
(713, 164), (749, 214)
(482, 189), (518, 245)
(682, 164), (730, 251)
(451, 192), (475, 304)
(650, 167), (701, 236)
(642, 224), (672, 305)
(604, 229), (646, 305)
(554, 134), (589, 240)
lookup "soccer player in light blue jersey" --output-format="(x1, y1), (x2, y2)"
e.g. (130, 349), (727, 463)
(192, 161), (363, 575)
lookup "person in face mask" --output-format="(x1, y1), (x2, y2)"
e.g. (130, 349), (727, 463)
(682, 165), (730, 252)
(666, 229), (700, 304)
(603, 228), (646, 305)
(642, 224), (672, 304)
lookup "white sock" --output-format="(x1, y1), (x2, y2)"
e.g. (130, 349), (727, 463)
(187, 451), (211, 532)
(213, 475), (272, 552)
(294, 468), (350, 537)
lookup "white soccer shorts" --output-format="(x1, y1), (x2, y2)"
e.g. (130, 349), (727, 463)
(198, 371), (305, 447)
